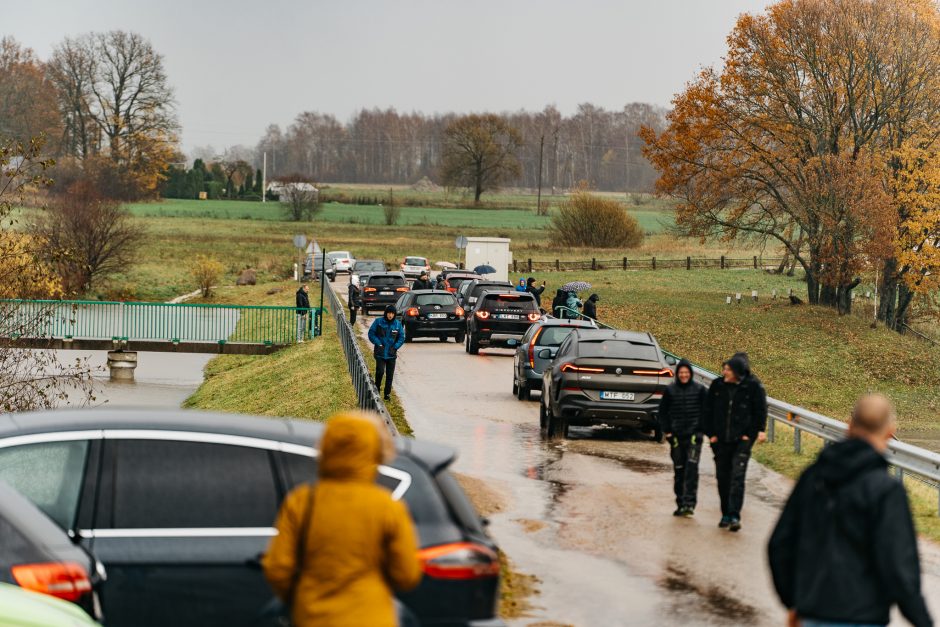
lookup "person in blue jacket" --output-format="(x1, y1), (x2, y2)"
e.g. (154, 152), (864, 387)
(515, 278), (528, 292)
(368, 305), (406, 401)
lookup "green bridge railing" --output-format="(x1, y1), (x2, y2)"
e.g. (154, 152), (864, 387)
(0, 300), (324, 346)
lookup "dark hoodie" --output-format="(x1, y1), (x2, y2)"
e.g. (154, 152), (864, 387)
(551, 289), (568, 318)
(703, 352), (767, 442)
(583, 293), (599, 320)
(768, 438), (932, 626)
(658, 359), (706, 436)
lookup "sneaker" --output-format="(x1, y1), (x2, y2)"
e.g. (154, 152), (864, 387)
(681, 507), (695, 518)
(383, 394), (391, 401)
(718, 515), (731, 528)
(673, 508), (683, 517)
(728, 517), (741, 532)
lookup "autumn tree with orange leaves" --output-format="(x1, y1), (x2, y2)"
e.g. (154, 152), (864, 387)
(642, 0), (940, 320)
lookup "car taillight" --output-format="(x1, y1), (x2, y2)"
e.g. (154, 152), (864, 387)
(529, 328), (544, 368)
(418, 542), (500, 580)
(407, 307), (419, 317)
(527, 312), (540, 322)
(560, 363), (604, 373)
(455, 307), (465, 317)
(12, 562), (92, 603)
(475, 310), (490, 320)
(396, 287), (410, 292)
(364, 287), (376, 293)
(633, 368), (674, 377)
(651, 391), (664, 399)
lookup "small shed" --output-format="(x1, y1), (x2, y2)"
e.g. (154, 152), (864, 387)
(465, 237), (512, 282)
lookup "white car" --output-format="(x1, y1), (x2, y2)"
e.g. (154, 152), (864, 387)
(400, 256), (431, 279)
(327, 251), (355, 274)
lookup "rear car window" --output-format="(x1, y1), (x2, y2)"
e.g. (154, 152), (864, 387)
(415, 294), (456, 306)
(0, 440), (88, 530)
(482, 293), (537, 310)
(404, 257), (426, 265)
(327, 252), (349, 260)
(537, 326), (577, 346)
(577, 340), (660, 361)
(368, 276), (406, 287)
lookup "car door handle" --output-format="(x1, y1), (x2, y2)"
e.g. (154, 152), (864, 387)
(245, 552), (265, 570)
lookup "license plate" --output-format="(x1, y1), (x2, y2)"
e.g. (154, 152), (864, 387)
(380, 291), (393, 296)
(428, 313), (446, 319)
(600, 391), (635, 401)
(498, 314), (520, 320)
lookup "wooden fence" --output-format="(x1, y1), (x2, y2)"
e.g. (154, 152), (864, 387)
(511, 255), (785, 273)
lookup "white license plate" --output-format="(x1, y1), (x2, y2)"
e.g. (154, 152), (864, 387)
(380, 291), (393, 296)
(427, 313), (447, 319)
(600, 391), (635, 401)
(498, 314), (520, 320)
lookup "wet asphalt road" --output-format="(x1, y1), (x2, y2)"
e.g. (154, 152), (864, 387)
(337, 278), (940, 626)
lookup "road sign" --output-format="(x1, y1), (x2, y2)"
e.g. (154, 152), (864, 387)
(455, 236), (468, 249)
(293, 234), (307, 249)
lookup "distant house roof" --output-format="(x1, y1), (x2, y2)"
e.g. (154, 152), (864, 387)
(267, 181), (318, 194)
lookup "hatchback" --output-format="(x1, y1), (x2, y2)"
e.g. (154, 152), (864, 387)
(465, 291), (540, 355)
(396, 290), (466, 343)
(362, 272), (410, 315)
(0, 409), (505, 627)
(401, 256), (431, 279)
(512, 318), (596, 400)
(541, 329), (674, 440)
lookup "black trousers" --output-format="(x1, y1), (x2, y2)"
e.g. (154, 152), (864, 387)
(375, 357), (396, 396)
(711, 439), (754, 518)
(669, 435), (702, 508)
(349, 305), (357, 324)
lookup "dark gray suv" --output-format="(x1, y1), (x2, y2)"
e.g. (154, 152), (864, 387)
(512, 318), (596, 400)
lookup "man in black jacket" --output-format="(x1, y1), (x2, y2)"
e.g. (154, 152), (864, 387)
(659, 358), (707, 517)
(295, 284), (310, 343)
(347, 280), (362, 324)
(583, 294), (600, 321)
(703, 352), (767, 532)
(526, 277), (546, 309)
(412, 272), (433, 290)
(768, 394), (932, 627)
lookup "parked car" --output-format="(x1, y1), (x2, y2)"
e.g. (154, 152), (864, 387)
(352, 259), (387, 286)
(439, 271), (481, 294)
(457, 279), (513, 313)
(0, 584), (100, 627)
(0, 481), (103, 620)
(362, 272), (410, 315)
(307, 253), (336, 282)
(465, 291), (540, 355)
(326, 251), (356, 275)
(0, 409), (505, 627)
(400, 256), (431, 279)
(512, 318), (597, 400)
(540, 329), (674, 441)
(396, 290), (466, 343)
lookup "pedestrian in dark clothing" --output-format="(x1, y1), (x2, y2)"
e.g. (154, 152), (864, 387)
(583, 293), (599, 321)
(367, 305), (406, 401)
(659, 359), (706, 517)
(295, 284), (311, 343)
(526, 277), (546, 308)
(348, 281), (362, 324)
(551, 289), (568, 318)
(702, 352), (767, 532)
(768, 394), (932, 627)
(435, 274), (447, 290)
(412, 272), (433, 290)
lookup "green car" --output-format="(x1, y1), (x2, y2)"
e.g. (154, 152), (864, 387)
(0, 583), (98, 626)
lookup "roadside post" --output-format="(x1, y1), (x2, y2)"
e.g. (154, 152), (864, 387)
(293, 234), (307, 282)
(316, 250), (326, 337)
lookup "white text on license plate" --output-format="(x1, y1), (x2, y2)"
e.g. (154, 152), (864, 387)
(498, 314), (520, 320)
(601, 391), (635, 401)
(380, 291), (393, 296)
(428, 313), (446, 319)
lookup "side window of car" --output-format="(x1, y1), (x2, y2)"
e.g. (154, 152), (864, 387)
(0, 440), (89, 530)
(110, 440), (278, 528)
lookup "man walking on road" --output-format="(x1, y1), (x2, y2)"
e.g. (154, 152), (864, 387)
(413, 272), (433, 290)
(295, 284), (310, 343)
(348, 279), (361, 324)
(368, 305), (406, 401)
(703, 352), (767, 532)
(660, 358), (707, 517)
(768, 394), (932, 627)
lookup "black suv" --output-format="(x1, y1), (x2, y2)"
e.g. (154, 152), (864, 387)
(456, 280), (513, 314)
(465, 291), (540, 355)
(362, 272), (409, 315)
(0, 409), (504, 627)
(396, 290), (466, 343)
(540, 328), (673, 441)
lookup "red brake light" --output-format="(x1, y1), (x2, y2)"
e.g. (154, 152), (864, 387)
(407, 307), (419, 317)
(560, 363), (604, 373)
(527, 312), (540, 322)
(418, 542), (500, 580)
(364, 287), (377, 293)
(529, 327), (544, 368)
(396, 287), (410, 292)
(475, 310), (490, 320)
(455, 307), (465, 317)
(12, 562), (92, 602)
(633, 368), (674, 377)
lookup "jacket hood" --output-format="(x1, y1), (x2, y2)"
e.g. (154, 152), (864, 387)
(588, 293), (599, 302)
(555, 289), (567, 299)
(676, 358), (694, 385)
(383, 304), (397, 317)
(726, 352), (750, 378)
(815, 437), (887, 487)
(318, 414), (382, 482)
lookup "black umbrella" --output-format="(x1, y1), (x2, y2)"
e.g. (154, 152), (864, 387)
(473, 264), (497, 275)
(561, 281), (592, 292)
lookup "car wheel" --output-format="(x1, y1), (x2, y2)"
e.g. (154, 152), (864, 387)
(539, 400), (548, 433)
(439, 335), (448, 343)
(468, 334), (480, 355)
(329, 274), (336, 283)
(512, 380), (519, 396)
(517, 382), (531, 401)
(455, 331), (465, 343)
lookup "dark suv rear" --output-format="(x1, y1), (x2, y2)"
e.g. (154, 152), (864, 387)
(363, 272), (409, 315)
(396, 290), (466, 343)
(465, 291), (540, 355)
(457, 280), (513, 314)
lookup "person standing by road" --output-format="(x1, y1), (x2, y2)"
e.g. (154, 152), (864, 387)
(551, 289), (568, 318)
(515, 277), (528, 292)
(263, 411), (422, 627)
(526, 277), (546, 310)
(768, 394), (932, 627)
(702, 352), (767, 532)
(347, 279), (362, 324)
(413, 272), (433, 290)
(582, 293), (600, 321)
(565, 291), (583, 318)
(368, 305), (406, 401)
(660, 358), (707, 517)
(295, 284), (311, 343)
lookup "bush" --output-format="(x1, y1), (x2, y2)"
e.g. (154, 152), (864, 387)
(549, 191), (644, 248)
(383, 202), (402, 226)
(190, 254), (225, 297)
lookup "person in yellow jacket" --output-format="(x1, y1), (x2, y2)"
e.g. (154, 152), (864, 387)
(263, 412), (422, 626)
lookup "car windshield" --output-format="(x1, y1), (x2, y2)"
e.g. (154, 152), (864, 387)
(537, 326), (578, 346)
(355, 261), (385, 271)
(415, 294), (456, 306)
(404, 257), (426, 266)
(577, 340), (659, 361)
(369, 276), (405, 287)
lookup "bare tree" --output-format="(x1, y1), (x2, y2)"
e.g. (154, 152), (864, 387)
(440, 114), (523, 202)
(276, 174), (320, 221)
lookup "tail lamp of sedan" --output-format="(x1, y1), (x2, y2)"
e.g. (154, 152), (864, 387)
(418, 542), (500, 581)
(11, 561), (93, 603)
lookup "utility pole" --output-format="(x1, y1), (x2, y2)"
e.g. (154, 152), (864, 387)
(262, 152), (267, 203)
(536, 135), (544, 216)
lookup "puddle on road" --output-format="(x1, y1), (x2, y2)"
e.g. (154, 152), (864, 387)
(660, 564), (759, 624)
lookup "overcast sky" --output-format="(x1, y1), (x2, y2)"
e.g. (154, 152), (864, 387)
(6, 0), (772, 154)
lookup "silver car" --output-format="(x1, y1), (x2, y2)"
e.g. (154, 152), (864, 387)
(326, 251), (355, 274)
(512, 318), (596, 400)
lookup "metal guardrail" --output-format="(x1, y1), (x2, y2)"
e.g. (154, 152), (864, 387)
(551, 306), (940, 512)
(1, 299), (323, 346)
(319, 261), (398, 437)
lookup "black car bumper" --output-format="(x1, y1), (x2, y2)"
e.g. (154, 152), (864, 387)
(558, 396), (660, 428)
(363, 297), (401, 309)
(405, 319), (464, 336)
(475, 330), (527, 348)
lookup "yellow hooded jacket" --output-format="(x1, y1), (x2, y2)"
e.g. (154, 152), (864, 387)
(263, 414), (422, 626)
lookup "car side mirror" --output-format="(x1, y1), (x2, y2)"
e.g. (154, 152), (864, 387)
(506, 339), (518, 347)
(537, 348), (552, 359)
(664, 354), (677, 366)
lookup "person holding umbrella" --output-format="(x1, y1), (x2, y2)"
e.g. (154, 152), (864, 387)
(559, 281), (591, 319)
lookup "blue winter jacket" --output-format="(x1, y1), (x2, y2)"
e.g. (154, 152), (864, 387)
(368, 316), (406, 360)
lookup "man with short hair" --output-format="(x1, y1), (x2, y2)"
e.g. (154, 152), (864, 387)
(413, 272), (433, 290)
(660, 359), (707, 517)
(768, 394), (932, 627)
(367, 305), (406, 401)
(295, 284), (310, 343)
(526, 277), (546, 309)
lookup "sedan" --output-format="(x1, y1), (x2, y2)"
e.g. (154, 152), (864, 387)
(541, 329), (674, 441)
(512, 318), (596, 400)
(0, 409), (505, 627)
(396, 290), (466, 343)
